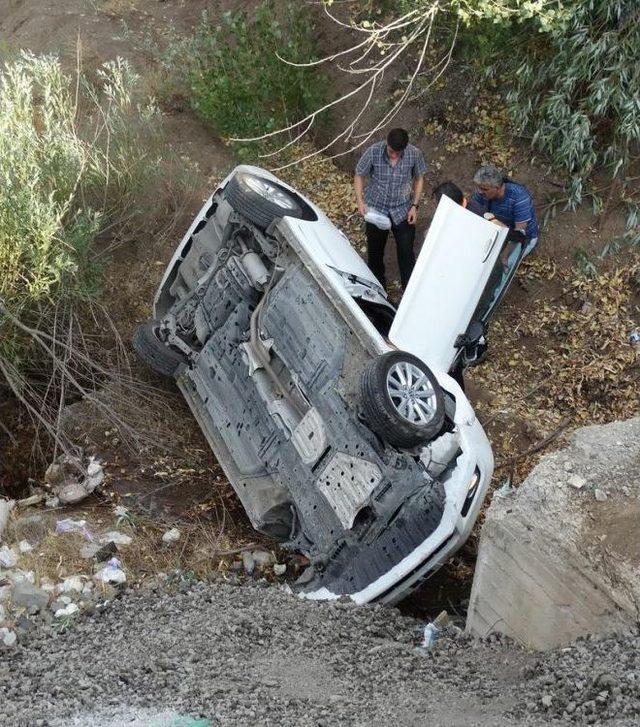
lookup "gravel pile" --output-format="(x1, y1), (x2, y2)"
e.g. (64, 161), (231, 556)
(1, 579), (638, 726)
(512, 632), (640, 724)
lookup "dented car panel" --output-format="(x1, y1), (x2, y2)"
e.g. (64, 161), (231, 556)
(141, 166), (496, 604)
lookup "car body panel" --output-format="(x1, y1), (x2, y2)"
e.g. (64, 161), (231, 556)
(389, 196), (508, 372)
(145, 166), (504, 604)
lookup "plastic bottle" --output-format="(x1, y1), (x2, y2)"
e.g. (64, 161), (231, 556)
(421, 610), (449, 648)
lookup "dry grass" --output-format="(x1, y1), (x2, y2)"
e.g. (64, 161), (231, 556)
(10, 509), (275, 589)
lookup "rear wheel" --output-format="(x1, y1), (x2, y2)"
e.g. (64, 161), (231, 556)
(132, 321), (186, 377)
(361, 351), (444, 449)
(225, 172), (306, 228)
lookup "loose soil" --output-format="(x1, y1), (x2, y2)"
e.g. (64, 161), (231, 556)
(2, 579), (640, 726)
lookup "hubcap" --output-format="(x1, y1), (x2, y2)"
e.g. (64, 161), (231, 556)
(386, 361), (437, 426)
(242, 175), (298, 211)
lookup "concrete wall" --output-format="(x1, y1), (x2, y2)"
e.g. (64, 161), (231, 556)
(466, 417), (640, 650)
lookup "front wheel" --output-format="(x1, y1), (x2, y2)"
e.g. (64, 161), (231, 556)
(225, 172), (307, 229)
(360, 351), (445, 449)
(132, 321), (186, 377)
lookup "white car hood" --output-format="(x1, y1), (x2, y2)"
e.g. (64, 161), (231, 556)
(389, 196), (508, 372)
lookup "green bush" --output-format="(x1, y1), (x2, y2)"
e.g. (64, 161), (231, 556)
(0, 52), (163, 377)
(185, 1), (325, 151)
(505, 0), (639, 236)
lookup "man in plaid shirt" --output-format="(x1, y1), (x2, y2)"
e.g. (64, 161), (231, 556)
(354, 128), (427, 290)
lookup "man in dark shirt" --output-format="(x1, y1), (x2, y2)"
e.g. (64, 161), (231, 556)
(354, 128), (427, 289)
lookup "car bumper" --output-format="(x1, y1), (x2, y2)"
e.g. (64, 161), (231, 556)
(300, 379), (493, 605)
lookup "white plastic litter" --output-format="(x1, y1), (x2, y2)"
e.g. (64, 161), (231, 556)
(0, 499), (15, 542)
(494, 478), (515, 498)
(59, 576), (84, 593)
(364, 207), (392, 230)
(47, 454), (105, 505)
(54, 603), (79, 618)
(162, 528), (181, 544)
(0, 627), (17, 647)
(0, 545), (18, 568)
(94, 557), (126, 585)
(18, 540), (33, 554)
(55, 518), (93, 540)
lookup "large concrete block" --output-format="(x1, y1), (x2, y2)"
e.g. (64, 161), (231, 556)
(466, 417), (640, 650)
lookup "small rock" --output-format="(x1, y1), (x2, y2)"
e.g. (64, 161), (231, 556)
(18, 540), (33, 554)
(56, 481), (90, 505)
(162, 528), (181, 544)
(0, 546), (17, 568)
(541, 694), (553, 708)
(252, 549), (274, 567)
(50, 598), (67, 613)
(5, 569), (30, 586)
(594, 489), (607, 502)
(0, 627), (17, 648)
(11, 582), (50, 612)
(597, 673), (617, 688)
(44, 463), (64, 486)
(242, 551), (255, 575)
(101, 531), (132, 546)
(93, 542), (118, 563)
(44, 496), (60, 509)
(273, 563), (287, 576)
(15, 615), (35, 635)
(80, 543), (102, 559)
(563, 460), (574, 472)
(0, 586), (12, 602)
(59, 576), (83, 593)
(54, 603), (79, 618)
(567, 474), (586, 489)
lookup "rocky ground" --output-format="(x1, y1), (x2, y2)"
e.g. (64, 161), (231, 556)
(0, 578), (638, 727)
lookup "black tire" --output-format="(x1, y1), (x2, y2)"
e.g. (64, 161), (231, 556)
(361, 351), (445, 449)
(132, 321), (186, 377)
(225, 172), (305, 228)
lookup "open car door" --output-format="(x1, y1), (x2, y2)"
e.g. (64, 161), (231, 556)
(389, 196), (508, 373)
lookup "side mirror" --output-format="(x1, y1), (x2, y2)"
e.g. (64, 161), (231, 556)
(454, 320), (485, 349)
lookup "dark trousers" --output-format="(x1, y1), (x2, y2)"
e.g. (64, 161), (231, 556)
(365, 219), (416, 290)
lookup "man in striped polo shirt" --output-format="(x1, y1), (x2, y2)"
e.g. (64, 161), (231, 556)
(354, 128), (427, 290)
(470, 164), (539, 256)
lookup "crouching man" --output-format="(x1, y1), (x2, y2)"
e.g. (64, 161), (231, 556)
(354, 128), (427, 291)
(470, 164), (539, 257)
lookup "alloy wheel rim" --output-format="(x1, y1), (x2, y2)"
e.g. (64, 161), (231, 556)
(243, 175), (297, 210)
(386, 361), (437, 425)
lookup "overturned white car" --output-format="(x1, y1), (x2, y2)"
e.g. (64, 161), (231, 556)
(134, 166), (512, 604)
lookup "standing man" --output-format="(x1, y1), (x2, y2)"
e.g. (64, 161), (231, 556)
(470, 164), (539, 256)
(354, 128), (427, 290)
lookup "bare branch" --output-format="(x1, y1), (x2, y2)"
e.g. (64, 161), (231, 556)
(228, 2), (450, 170)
